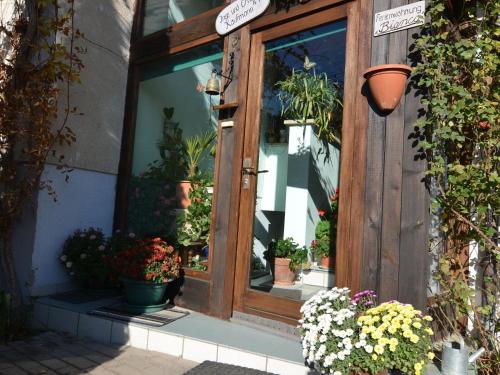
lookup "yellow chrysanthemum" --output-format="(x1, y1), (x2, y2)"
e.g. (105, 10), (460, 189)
(415, 363), (423, 371)
(372, 330), (383, 340)
(389, 345), (397, 352)
(372, 354), (378, 361)
(413, 322), (422, 329)
(403, 318), (412, 325)
(403, 330), (413, 338)
(401, 324), (411, 331)
(374, 345), (385, 354)
(428, 352), (435, 360)
(423, 316), (433, 322)
(425, 328), (434, 335)
(388, 326), (397, 334)
(389, 338), (398, 346)
(378, 337), (390, 346)
(410, 335), (420, 343)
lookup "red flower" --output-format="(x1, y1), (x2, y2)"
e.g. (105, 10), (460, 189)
(318, 209), (326, 217)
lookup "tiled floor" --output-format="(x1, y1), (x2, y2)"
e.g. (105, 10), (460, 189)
(0, 331), (197, 375)
(33, 293), (316, 374)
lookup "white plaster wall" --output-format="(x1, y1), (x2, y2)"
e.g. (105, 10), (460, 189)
(30, 165), (116, 296)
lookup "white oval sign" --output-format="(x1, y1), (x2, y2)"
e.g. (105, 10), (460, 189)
(216, 0), (270, 36)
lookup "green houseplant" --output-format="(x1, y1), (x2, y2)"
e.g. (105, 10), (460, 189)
(311, 188), (339, 268)
(264, 237), (307, 285)
(276, 59), (343, 143)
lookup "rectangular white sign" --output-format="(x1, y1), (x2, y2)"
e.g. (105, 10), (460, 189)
(374, 1), (425, 37)
(216, 0), (270, 36)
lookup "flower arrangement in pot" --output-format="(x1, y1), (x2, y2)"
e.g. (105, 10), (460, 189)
(311, 188), (339, 269)
(276, 56), (343, 143)
(264, 237), (308, 285)
(111, 237), (181, 312)
(300, 288), (435, 375)
(59, 228), (114, 289)
(176, 178), (213, 269)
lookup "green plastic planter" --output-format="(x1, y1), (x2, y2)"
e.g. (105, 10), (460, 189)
(120, 277), (168, 307)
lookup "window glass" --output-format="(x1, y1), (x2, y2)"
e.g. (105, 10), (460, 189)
(128, 42), (223, 273)
(249, 20), (347, 300)
(143, 0), (224, 36)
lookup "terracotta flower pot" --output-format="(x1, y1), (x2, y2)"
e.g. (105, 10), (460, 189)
(176, 180), (192, 209)
(364, 64), (412, 112)
(320, 255), (335, 269)
(273, 257), (295, 286)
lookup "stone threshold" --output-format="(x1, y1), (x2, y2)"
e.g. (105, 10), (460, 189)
(32, 295), (316, 375)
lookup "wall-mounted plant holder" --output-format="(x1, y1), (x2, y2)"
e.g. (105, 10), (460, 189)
(363, 64), (412, 113)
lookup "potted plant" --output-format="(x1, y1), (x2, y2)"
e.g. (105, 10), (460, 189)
(311, 188), (339, 268)
(59, 228), (115, 289)
(363, 64), (412, 113)
(112, 237), (181, 312)
(176, 178), (213, 268)
(176, 130), (217, 208)
(276, 57), (343, 143)
(299, 288), (435, 375)
(264, 237), (308, 285)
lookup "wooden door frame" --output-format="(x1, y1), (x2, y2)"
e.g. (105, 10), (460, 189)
(231, 1), (372, 324)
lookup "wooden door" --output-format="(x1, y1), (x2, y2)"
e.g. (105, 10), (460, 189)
(232, 3), (368, 325)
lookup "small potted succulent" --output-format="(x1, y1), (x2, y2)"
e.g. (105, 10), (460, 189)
(111, 237), (181, 312)
(264, 237), (308, 285)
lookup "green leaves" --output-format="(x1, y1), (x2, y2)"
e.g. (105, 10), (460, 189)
(413, 1), (499, 371)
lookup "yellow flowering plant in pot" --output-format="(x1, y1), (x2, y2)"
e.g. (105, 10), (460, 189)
(350, 301), (434, 375)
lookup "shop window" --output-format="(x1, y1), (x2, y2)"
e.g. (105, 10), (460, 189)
(127, 41), (223, 273)
(143, 0), (224, 36)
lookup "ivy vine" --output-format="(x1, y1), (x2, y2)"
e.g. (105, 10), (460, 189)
(413, 1), (499, 373)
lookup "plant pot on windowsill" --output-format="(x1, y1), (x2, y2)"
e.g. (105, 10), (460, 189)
(273, 257), (296, 286)
(176, 180), (191, 208)
(319, 255), (335, 269)
(363, 64), (412, 113)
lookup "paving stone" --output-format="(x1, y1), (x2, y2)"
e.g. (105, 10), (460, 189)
(38, 359), (67, 371)
(0, 365), (30, 375)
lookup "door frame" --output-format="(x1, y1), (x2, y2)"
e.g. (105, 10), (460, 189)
(231, 1), (372, 324)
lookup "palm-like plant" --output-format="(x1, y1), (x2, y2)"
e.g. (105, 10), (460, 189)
(184, 131), (217, 180)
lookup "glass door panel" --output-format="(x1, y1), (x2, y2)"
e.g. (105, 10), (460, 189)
(249, 20), (347, 301)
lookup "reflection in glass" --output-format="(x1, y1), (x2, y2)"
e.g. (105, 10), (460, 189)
(127, 42), (223, 272)
(250, 20), (347, 300)
(143, 0), (224, 36)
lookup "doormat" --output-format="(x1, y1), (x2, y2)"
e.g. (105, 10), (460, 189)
(183, 361), (277, 375)
(88, 303), (189, 327)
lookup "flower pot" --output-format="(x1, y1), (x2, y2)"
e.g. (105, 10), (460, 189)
(273, 257), (295, 286)
(176, 180), (192, 209)
(364, 64), (412, 112)
(120, 277), (168, 306)
(320, 255), (335, 269)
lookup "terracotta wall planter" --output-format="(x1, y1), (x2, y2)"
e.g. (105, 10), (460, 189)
(176, 180), (192, 208)
(273, 257), (296, 285)
(364, 64), (412, 113)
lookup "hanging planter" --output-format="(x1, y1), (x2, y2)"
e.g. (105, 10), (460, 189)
(363, 64), (412, 113)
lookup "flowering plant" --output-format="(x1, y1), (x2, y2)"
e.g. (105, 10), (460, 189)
(112, 237), (181, 283)
(311, 188), (339, 260)
(59, 228), (111, 287)
(300, 287), (434, 375)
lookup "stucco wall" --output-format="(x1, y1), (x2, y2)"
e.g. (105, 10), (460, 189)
(11, 0), (136, 296)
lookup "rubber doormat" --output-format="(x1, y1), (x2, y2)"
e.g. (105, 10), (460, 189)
(183, 361), (278, 375)
(88, 304), (189, 327)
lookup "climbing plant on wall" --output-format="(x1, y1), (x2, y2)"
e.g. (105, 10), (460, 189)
(414, 1), (498, 373)
(0, 0), (83, 307)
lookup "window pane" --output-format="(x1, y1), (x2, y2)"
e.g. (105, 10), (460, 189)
(127, 42), (223, 273)
(249, 20), (347, 300)
(143, 0), (224, 36)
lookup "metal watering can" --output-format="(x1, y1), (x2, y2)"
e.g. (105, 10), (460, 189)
(442, 336), (485, 375)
